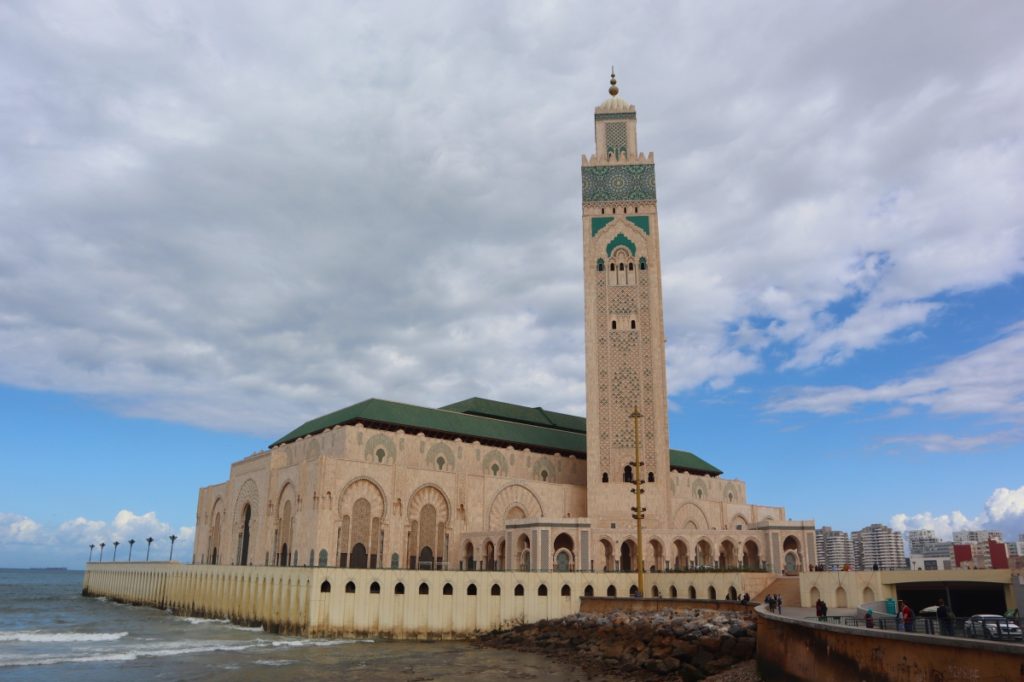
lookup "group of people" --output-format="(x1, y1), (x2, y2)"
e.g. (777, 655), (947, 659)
(765, 593), (783, 613)
(815, 598), (829, 621)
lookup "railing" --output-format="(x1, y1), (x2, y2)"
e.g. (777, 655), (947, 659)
(806, 615), (1024, 642)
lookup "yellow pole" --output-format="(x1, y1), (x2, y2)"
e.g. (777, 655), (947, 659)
(631, 407), (645, 597)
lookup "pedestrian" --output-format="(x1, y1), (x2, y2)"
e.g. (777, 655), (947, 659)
(767, 594), (776, 613)
(896, 600), (905, 632)
(821, 600), (827, 620)
(777, 594), (783, 614)
(816, 599), (823, 621)
(865, 608), (874, 629)
(904, 602), (915, 632)
(937, 598), (953, 636)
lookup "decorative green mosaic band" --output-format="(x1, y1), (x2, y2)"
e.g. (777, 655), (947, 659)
(606, 232), (637, 257)
(594, 112), (636, 121)
(626, 216), (650, 234)
(582, 164), (656, 202)
(591, 217), (614, 236)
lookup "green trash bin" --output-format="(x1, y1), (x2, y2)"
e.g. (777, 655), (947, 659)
(885, 598), (897, 615)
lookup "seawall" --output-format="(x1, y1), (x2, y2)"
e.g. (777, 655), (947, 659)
(756, 605), (1024, 681)
(82, 562), (775, 639)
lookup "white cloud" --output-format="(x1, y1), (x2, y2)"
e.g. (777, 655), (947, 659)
(890, 511), (988, 540)
(881, 429), (1024, 453)
(0, 513), (43, 543)
(891, 484), (1024, 540)
(0, 2), (1019, 435)
(986, 486), (1024, 523)
(769, 322), (1024, 419)
(2, 509), (193, 566)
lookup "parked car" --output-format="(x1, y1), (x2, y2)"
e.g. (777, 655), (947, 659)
(963, 614), (1023, 641)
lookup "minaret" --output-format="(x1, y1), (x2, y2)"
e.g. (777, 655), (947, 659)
(582, 71), (671, 529)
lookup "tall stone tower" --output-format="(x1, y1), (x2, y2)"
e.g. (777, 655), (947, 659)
(582, 71), (671, 529)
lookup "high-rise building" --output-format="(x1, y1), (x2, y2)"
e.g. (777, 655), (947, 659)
(952, 530), (1003, 544)
(906, 529), (939, 555)
(815, 526), (853, 569)
(852, 523), (904, 570)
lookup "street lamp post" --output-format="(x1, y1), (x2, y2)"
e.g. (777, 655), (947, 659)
(112, 541), (120, 562)
(630, 407), (646, 598)
(168, 534), (177, 561)
(146, 537), (154, 562)
(89, 544), (95, 562)
(128, 539), (135, 563)
(99, 542), (106, 562)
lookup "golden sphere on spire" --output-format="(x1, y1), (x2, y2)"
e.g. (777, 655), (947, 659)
(609, 67), (619, 96)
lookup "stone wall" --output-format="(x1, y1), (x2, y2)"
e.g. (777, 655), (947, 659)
(83, 562), (778, 639)
(756, 605), (1024, 681)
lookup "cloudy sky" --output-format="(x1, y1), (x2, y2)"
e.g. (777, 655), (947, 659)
(1, 1), (1023, 568)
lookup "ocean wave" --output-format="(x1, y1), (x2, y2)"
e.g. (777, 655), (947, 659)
(0, 631), (128, 643)
(180, 616), (231, 626)
(0, 635), (370, 668)
(254, 659), (295, 666)
(0, 640), (260, 667)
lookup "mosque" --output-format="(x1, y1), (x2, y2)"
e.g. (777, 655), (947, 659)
(193, 74), (816, 582)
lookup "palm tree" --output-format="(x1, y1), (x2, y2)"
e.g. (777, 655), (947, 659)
(112, 540), (120, 562)
(99, 542), (106, 562)
(145, 537), (154, 561)
(89, 544), (95, 562)
(168, 534), (178, 561)
(128, 539), (135, 563)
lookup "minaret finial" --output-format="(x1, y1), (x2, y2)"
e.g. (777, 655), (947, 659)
(609, 67), (619, 96)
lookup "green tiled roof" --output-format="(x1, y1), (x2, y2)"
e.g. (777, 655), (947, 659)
(271, 396), (721, 476)
(441, 397), (587, 434)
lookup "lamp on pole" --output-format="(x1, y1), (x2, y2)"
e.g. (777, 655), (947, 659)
(99, 542), (106, 562)
(88, 544), (95, 562)
(145, 537), (154, 562)
(112, 540), (120, 562)
(168, 534), (177, 561)
(128, 539), (135, 563)
(630, 407), (646, 598)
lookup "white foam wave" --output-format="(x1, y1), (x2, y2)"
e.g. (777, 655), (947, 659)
(180, 616), (231, 626)
(254, 659), (295, 666)
(0, 640), (259, 668)
(0, 631), (128, 643)
(0, 635), (369, 668)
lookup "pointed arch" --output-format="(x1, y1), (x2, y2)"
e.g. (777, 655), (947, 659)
(674, 502), (710, 530)
(487, 484), (543, 531)
(338, 478), (388, 519)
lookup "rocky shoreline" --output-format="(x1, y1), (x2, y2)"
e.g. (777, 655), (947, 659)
(477, 608), (761, 681)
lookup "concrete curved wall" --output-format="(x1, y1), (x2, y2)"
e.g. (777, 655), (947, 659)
(83, 563), (777, 639)
(756, 605), (1024, 681)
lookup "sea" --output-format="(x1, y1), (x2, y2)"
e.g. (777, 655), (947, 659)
(0, 568), (605, 681)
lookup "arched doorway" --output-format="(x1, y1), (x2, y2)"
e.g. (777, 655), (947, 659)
(782, 535), (801, 573)
(673, 539), (688, 570)
(418, 546), (434, 570)
(708, 585), (717, 600)
(238, 504), (252, 566)
(719, 539), (736, 569)
(553, 533), (574, 572)
(464, 541), (475, 570)
(835, 586), (848, 608)
(600, 539), (614, 571)
(516, 533), (530, 571)
(351, 543), (368, 568)
(810, 586), (820, 604)
(620, 540), (635, 572)
(863, 586), (875, 603)
(742, 540), (761, 569)
(696, 539), (713, 567)
(484, 541), (495, 571)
